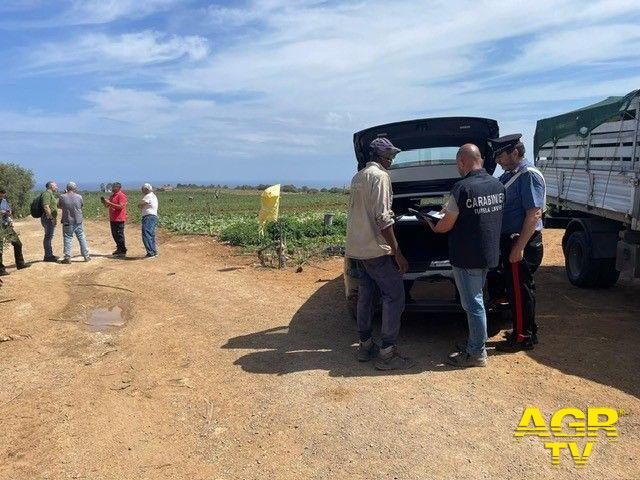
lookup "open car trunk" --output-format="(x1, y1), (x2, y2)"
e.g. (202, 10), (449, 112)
(353, 116), (499, 269)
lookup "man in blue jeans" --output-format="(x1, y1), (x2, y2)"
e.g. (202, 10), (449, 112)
(346, 137), (413, 371)
(57, 182), (90, 264)
(138, 183), (159, 258)
(424, 144), (505, 367)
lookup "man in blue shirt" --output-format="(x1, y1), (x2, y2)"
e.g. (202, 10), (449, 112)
(0, 187), (30, 276)
(488, 134), (545, 352)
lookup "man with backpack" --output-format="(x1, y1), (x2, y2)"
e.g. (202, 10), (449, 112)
(0, 187), (30, 275)
(39, 181), (59, 262)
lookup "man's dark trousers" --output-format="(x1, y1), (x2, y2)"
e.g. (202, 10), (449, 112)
(356, 255), (405, 348)
(499, 231), (543, 342)
(110, 221), (127, 253)
(0, 226), (25, 269)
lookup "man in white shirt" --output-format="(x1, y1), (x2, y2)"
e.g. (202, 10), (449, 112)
(345, 138), (412, 371)
(138, 183), (159, 258)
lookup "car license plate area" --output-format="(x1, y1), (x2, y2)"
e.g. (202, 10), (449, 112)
(408, 277), (457, 302)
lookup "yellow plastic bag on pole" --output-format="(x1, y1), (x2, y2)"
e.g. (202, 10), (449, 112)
(258, 184), (280, 235)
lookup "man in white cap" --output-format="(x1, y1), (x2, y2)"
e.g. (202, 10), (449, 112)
(346, 137), (413, 371)
(138, 183), (159, 258)
(57, 181), (90, 264)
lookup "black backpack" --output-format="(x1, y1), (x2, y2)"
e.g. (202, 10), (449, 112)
(30, 192), (45, 218)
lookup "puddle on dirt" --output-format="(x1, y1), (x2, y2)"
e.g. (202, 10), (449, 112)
(86, 306), (126, 332)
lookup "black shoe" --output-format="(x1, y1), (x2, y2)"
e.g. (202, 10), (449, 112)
(0, 269), (9, 276)
(495, 339), (534, 353)
(43, 256), (59, 262)
(112, 251), (126, 257)
(60, 258), (71, 264)
(503, 330), (538, 345)
(16, 263), (31, 270)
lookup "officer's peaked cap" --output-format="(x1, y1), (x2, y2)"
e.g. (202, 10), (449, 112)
(488, 134), (522, 156)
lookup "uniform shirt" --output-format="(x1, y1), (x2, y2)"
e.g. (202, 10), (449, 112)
(41, 190), (58, 218)
(109, 190), (128, 222)
(445, 169), (505, 269)
(499, 159), (545, 235)
(58, 192), (84, 225)
(0, 198), (12, 227)
(141, 192), (158, 216)
(345, 161), (395, 259)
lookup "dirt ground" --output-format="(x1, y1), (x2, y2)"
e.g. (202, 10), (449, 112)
(1, 218), (639, 480)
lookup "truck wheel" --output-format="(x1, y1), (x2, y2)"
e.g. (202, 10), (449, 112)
(594, 258), (620, 288)
(565, 231), (601, 287)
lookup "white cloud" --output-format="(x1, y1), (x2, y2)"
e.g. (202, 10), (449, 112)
(25, 30), (209, 74)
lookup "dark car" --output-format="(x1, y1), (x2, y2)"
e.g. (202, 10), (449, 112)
(343, 116), (510, 335)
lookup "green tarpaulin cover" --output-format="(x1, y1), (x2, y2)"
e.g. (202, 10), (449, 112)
(534, 89), (640, 157)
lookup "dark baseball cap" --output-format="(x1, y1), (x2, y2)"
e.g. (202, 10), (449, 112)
(370, 137), (401, 160)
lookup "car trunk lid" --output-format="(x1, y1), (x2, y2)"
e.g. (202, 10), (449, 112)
(353, 117), (499, 203)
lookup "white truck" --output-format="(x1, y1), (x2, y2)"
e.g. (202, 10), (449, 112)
(536, 88), (640, 287)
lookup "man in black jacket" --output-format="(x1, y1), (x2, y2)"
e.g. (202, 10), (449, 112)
(424, 144), (505, 367)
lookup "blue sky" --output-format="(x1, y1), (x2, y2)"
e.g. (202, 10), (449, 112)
(1, 0), (639, 187)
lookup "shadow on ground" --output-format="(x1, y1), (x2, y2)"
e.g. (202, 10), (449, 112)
(222, 277), (471, 377)
(523, 265), (640, 398)
(224, 268), (640, 395)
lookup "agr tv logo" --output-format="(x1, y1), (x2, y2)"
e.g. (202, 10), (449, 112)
(514, 407), (622, 467)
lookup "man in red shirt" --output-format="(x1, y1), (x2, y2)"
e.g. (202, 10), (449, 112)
(101, 182), (128, 257)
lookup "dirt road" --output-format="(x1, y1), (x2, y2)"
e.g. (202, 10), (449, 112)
(1, 219), (639, 479)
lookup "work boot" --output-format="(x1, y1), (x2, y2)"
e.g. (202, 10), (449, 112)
(60, 257), (71, 264)
(446, 351), (486, 368)
(374, 345), (414, 371)
(43, 256), (59, 262)
(495, 338), (534, 353)
(357, 338), (379, 362)
(84, 256), (92, 262)
(16, 263), (31, 270)
(0, 268), (8, 276)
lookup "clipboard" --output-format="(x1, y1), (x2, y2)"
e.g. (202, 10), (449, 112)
(408, 208), (445, 223)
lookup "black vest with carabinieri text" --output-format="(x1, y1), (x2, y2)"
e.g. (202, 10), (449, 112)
(448, 169), (505, 269)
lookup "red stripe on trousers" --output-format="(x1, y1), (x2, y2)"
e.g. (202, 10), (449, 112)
(511, 261), (525, 343)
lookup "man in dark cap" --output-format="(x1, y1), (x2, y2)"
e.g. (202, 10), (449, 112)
(488, 134), (546, 352)
(346, 137), (413, 370)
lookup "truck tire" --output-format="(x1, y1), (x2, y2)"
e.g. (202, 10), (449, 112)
(594, 258), (620, 288)
(565, 231), (601, 287)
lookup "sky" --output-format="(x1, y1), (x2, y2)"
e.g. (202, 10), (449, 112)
(1, 0), (639, 187)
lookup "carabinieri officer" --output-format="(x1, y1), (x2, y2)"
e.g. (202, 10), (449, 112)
(489, 134), (546, 352)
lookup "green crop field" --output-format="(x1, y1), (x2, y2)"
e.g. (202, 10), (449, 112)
(80, 188), (349, 262)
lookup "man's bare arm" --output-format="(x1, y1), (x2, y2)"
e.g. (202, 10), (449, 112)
(430, 211), (458, 233)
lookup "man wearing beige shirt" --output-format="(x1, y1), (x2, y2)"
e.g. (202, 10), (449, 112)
(346, 137), (413, 370)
